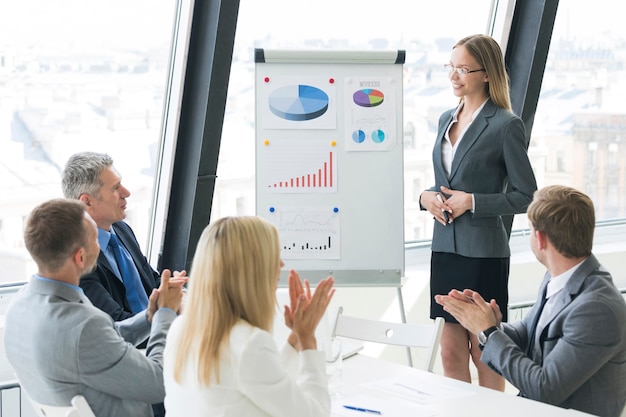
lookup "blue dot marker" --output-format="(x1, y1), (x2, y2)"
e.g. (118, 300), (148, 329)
(269, 207), (275, 213)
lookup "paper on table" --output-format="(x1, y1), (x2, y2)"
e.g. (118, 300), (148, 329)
(332, 394), (436, 417)
(364, 378), (474, 404)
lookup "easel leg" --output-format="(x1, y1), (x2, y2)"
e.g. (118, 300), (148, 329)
(396, 285), (413, 367)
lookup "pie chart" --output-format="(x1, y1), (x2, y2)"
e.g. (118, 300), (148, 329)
(372, 129), (385, 143)
(268, 84), (329, 121)
(353, 88), (384, 108)
(352, 129), (366, 143)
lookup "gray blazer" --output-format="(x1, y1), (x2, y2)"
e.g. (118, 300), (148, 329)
(4, 277), (176, 417)
(482, 255), (626, 417)
(425, 99), (537, 258)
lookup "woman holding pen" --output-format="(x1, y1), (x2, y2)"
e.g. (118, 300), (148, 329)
(420, 34), (537, 390)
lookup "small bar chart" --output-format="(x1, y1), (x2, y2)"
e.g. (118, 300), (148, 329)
(262, 140), (337, 193)
(281, 235), (333, 253)
(268, 208), (340, 259)
(268, 151), (333, 189)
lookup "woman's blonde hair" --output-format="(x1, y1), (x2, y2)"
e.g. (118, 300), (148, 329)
(455, 34), (512, 111)
(172, 216), (281, 385)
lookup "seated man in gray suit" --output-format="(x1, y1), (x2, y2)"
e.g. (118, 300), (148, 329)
(436, 185), (626, 417)
(4, 199), (184, 417)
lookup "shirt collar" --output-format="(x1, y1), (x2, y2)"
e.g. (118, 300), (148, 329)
(452, 98), (489, 122)
(98, 227), (113, 250)
(546, 259), (586, 299)
(33, 273), (85, 295)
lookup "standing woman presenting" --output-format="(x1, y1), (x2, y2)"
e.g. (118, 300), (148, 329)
(163, 216), (335, 417)
(420, 34), (537, 390)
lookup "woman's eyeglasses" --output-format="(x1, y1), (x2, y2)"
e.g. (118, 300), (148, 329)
(444, 64), (485, 76)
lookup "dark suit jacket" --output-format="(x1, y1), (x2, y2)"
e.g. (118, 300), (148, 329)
(80, 221), (161, 321)
(482, 255), (626, 417)
(425, 99), (537, 258)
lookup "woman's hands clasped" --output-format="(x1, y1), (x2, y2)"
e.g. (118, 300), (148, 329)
(421, 186), (473, 226)
(284, 269), (335, 351)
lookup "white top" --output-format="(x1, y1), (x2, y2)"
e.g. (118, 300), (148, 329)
(163, 318), (330, 417)
(442, 99), (488, 177)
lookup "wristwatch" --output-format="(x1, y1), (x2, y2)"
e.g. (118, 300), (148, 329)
(478, 326), (499, 350)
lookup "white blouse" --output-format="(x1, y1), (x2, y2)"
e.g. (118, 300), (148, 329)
(442, 99), (489, 177)
(163, 318), (330, 417)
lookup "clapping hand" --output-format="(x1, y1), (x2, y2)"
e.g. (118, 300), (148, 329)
(284, 270), (335, 351)
(147, 269), (186, 322)
(434, 289), (499, 334)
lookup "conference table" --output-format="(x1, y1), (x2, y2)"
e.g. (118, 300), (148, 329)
(332, 354), (595, 417)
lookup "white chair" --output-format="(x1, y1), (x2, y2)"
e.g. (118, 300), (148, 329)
(25, 393), (96, 417)
(331, 306), (444, 372)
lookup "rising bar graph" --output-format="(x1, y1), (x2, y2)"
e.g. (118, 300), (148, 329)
(269, 151), (333, 189)
(262, 140), (337, 193)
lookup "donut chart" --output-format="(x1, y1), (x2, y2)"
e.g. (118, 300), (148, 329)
(269, 84), (329, 121)
(353, 88), (384, 108)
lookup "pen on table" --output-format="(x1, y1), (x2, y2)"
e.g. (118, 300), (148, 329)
(343, 405), (383, 415)
(435, 193), (450, 224)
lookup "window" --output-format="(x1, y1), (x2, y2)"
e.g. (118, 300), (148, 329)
(534, 0), (626, 220)
(0, 0), (178, 283)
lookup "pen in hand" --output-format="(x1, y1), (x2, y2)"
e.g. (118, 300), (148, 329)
(343, 405), (382, 415)
(436, 193), (450, 224)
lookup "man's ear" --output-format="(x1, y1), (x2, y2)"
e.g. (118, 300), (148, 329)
(72, 246), (85, 269)
(79, 193), (90, 206)
(535, 229), (548, 250)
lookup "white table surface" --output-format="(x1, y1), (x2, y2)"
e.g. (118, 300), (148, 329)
(332, 354), (595, 417)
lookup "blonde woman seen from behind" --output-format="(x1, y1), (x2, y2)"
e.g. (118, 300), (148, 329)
(163, 216), (335, 417)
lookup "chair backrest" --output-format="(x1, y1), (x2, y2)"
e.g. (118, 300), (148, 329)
(331, 306), (444, 372)
(26, 393), (96, 417)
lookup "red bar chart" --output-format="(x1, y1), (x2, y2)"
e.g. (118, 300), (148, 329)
(262, 140), (337, 194)
(269, 151), (333, 189)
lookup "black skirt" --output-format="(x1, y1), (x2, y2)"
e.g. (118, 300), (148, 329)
(430, 251), (509, 323)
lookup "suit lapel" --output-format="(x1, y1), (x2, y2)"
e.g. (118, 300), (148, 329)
(535, 256), (601, 349)
(448, 100), (496, 182)
(535, 285), (572, 350)
(434, 111), (453, 186)
(97, 250), (117, 277)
